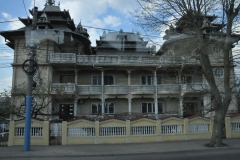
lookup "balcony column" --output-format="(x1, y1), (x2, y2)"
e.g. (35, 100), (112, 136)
(75, 69), (78, 84)
(74, 99), (78, 116)
(128, 99), (132, 114)
(127, 70), (131, 93)
(179, 97), (183, 117)
(101, 70), (105, 115)
(154, 70), (158, 118)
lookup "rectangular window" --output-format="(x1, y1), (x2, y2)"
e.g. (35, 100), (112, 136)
(104, 102), (114, 114)
(104, 76), (114, 85)
(91, 103), (102, 114)
(92, 103), (114, 114)
(92, 76), (101, 85)
(60, 75), (74, 83)
(92, 75), (114, 85)
(157, 75), (162, 84)
(142, 102), (163, 114)
(141, 76), (153, 85)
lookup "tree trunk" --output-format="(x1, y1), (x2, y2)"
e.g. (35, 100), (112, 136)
(210, 110), (225, 147)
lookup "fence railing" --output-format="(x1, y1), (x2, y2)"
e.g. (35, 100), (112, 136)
(131, 126), (156, 135)
(189, 124), (209, 133)
(100, 126), (126, 136)
(15, 127), (43, 136)
(68, 127), (95, 137)
(161, 124), (183, 134)
(231, 123), (240, 131)
(7, 115), (240, 146)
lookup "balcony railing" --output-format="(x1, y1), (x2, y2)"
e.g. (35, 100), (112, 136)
(157, 84), (180, 93)
(77, 85), (102, 94)
(51, 83), (76, 92)
(50, 53), (76, 63)
(105, 85), (129, 94)
(181, 83), (208, 92)
(51, 83), (208, 95)
(130, 85), (155, 94)
(49, 53), (200, 65)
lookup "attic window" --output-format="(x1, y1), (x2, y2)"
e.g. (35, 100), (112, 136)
(213, 67), (223, 78)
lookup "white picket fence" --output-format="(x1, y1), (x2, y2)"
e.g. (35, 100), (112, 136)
(161, 124), (183, 134)
(100, 126), (126, 136)
(15, 127), (43, 136)
(68, 127), (95, 137)
(131, 126), (156, 135)
(231, 123), (240, 130)
(189, 124), (209, 133)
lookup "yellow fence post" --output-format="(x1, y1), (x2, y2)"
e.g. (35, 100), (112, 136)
(126, 120), (130, 143)
(156, 119), (161, 135)
(184, 118), (189, 134)
(42, 121), (49, 145)
(225, 117), (231, 139)
(184, 118), (189, 140)
(62, 121), (67, 145)
(95, 121), (99, 144)
(8, 121), (15, 146)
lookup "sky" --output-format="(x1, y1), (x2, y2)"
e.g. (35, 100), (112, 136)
(0, 0), (164, 93)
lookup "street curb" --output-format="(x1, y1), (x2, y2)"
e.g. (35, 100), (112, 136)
(0, 146), (239, 158)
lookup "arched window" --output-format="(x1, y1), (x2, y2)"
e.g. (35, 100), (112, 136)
(213, 67), (224, 78)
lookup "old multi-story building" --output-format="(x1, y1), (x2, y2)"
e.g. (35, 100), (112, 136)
(0, 1), (238, 121)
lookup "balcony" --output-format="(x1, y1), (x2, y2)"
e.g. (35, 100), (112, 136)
(50, 53), (76, 63)
(51, 83), (76, 93)
(105, 85), (129, 94)
(181, 83), (208, 93)
(77, 85), (102, 94)
(157, 84), (180, 94)
(51, 83), (208, 95)
(49, 53), (200, 66)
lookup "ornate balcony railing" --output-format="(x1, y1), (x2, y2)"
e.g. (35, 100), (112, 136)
(49, 53), (200, 65)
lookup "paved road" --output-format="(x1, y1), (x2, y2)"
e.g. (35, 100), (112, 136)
(7, 148), (240, 160)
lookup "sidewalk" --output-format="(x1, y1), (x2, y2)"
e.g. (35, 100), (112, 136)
(0, 139), (240, 158)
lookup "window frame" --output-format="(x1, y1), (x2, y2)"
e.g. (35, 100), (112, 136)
(91, 102), (114, 114)
(141, 102), (164, 114)
(213, 67), (224, 78)
(91, 75), (114, 85)
(141, 75), (153, 85)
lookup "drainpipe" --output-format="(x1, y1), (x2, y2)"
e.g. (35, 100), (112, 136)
(93, 65), (104, 115)
(154, 66), (161, 119)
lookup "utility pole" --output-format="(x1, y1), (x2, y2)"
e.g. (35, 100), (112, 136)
(22, 6), (39, 152)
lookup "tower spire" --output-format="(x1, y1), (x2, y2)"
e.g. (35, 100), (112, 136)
(46, 0), (55, 6)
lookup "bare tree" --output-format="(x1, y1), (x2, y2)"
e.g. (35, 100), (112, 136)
(0, 77), (75, 120)
(134, 0), (240, 146)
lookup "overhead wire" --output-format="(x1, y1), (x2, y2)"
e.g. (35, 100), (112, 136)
(22, 0), (29, 17)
